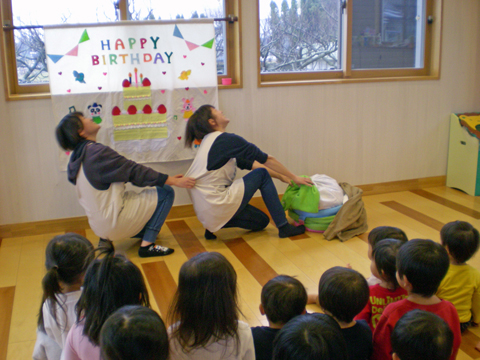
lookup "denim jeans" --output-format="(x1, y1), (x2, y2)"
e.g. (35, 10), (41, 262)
(134, 185), (175, 243)
(223, 168), (288, 230)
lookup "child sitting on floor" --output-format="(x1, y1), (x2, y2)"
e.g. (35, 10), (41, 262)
(100, 305), (169, 360)
(437, 220), (480, 332)
(61, 246), (151, 360)
(33, 233), (94, 360)
(355, 239), (408, 331)
(366, 226), (408, 285)
(251, 275), (307, 360)
(372, 239), (461, 360)
(391, 309), (454, 360)
(273, 313), (348, 360)
(317, 266), (373, 360)
(168, 252), (254, 359)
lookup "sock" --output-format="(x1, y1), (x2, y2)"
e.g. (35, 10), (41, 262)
(278, 223), (305, 238)
(205, 229), (217, 240)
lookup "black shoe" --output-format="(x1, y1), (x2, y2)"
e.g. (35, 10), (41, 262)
(278, 223), (306, 238)
(98, 238), (114, 249)
(205, 229), (217, 240)
(138, 244), (174, 258)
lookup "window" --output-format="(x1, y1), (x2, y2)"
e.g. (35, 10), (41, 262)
(258, 0), (441, 86)
(0, 0), (241, 100)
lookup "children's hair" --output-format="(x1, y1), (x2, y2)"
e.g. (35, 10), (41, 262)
(391, 309), (454, 360)
(168, 251), (241, 352)
(318, 266), (369, 323)
(368, 226), (408, 248)
(440, 220), (480, 263)
(184, 105), (215, 147)
(56, 111), (85, 150)
(76, 247), (150, 346)
(396, 239), (450, 297)
(372, 239), (405, 289)
(38, 233), (94, 332)
(261, 275), (308, 325)
(272, 313), (349, 360)
(100, 305), (168, 360)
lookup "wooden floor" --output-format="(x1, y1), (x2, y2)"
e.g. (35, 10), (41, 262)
(2, 186), (480, 360)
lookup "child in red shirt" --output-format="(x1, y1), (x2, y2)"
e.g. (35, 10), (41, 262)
(372, 239), (461, 360)
(355, 239), (408, 331)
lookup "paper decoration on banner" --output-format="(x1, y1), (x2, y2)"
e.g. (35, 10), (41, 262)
(44, 21), (218, 168)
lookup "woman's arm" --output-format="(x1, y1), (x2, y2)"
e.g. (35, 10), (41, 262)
(251, 161), (290, 184)
(263, 156), (313, 186)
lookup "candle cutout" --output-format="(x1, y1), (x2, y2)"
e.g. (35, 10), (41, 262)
(128, 72), (132, 84)
(134, 68), (138, 87)
(140, 73), (143, 84)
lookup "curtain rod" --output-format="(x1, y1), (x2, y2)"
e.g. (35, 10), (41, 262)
(3, 15), (238, 31)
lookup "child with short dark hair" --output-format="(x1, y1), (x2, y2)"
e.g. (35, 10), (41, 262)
(437, 220), (480, 332)
(391, 309), (454, 360)
(168, 252), (254, 359)
(272, 313), (348, 360)
(355, 239), (408, 331)
(318, 266), (373, 360)
(61, 246), (150, 360)
(56, 112), (195, 257)
(100, 305), (169, 360)
(251, 275), (307, 360)
(33, 234), (94, 360)
(372, 239), (461, 360)
(366, 226), (408, 285)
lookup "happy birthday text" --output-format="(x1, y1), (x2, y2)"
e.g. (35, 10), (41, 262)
(92, 37), (174, 66)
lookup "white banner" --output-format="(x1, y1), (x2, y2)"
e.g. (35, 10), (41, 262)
(45, 20), (218, 167)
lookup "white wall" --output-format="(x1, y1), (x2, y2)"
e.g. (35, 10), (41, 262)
(1, 0), (479, 225)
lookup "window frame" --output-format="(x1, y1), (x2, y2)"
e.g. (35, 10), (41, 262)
(0, 0), (242, 100)
(257, 0), (442, 87)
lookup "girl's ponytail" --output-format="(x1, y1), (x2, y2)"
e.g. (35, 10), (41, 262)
(37, 234), (94, 332)
(38, 267), (62, 331)
(76, 245), (150, 346)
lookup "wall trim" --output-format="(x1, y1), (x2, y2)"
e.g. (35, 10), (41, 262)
(0, 176), (446, 238)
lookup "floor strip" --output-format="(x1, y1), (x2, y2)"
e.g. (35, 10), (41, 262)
(460, 329), (480, 359)
(166, 220), (206, 259)
(223, 237), (277, 287)
(0, 286), (15, 360)
(411, 190), (480, 220)
(141, 261), (177, 320)
(381, 201), (444, 231)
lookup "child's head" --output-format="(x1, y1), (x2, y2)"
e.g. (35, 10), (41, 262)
(56, 111), (100, 150)
(76, 248), (150, 346)
(38, 233), (94, 331)
(272, 313), (348, 360)
(318, 266), (369, 324)
(396, 239), (450, 297)
(440, 220), (480, 264)
(168, 251), (240, 350)
(368, 226), (408, 259)
(100, 305), (169, 360)
(371, 239), (405, 289)
(260, 275), (307, 326)
(184, 105), (215, 147)
(391, 309), (453, 360)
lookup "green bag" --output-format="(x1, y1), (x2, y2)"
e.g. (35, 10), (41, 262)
(281, 176), (319, 213)
(288, 210), (335, 231)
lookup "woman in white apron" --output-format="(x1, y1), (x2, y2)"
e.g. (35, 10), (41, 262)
(184, 105), (313, 240)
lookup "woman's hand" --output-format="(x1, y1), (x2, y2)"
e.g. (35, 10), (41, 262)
(167, 174), (196, 188)
(292, 175), (314, 187)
